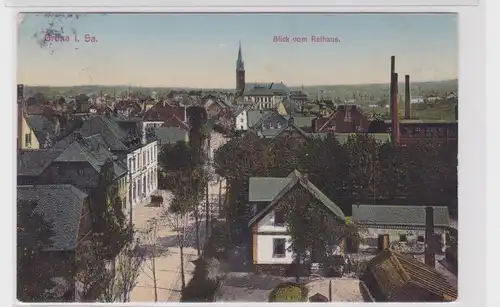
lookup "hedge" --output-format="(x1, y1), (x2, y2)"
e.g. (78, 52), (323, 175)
(268, 282), (308, 302)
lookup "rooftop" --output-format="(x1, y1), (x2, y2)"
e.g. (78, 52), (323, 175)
(352, 204), (450, 227)
(17, 184), (88, 251)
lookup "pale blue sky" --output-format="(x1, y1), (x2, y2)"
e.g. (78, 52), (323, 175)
(17, 13), (458, 88)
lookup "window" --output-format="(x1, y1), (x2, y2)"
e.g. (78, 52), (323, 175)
(24, 133), (31, 147)
(77, 167), (85, 175)
(424, 127), (434, 137)
(437, 127), (446, 138)
(274, 210), (285, 226)
(273, 238), (286, 258)
(277, 122), (281, 129)
(399, 234), (407, 242)
(240, 126), (244, 130)
(240, 118), (244, 122)
(417, 235), (425, 243)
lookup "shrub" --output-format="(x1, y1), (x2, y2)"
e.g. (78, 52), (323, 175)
(268, 282), (308, 302)
(180, 257), (221, 302)
(180, 221), (229, 302)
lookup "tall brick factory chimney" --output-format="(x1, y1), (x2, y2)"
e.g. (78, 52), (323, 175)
(389, 56), (395, 121)
(424, 206), (436, 267)
(404, 74), (411, 119)
(17, 84), (24, 151)
(390, 72), (400, 144)
(455, 104), (458, 121)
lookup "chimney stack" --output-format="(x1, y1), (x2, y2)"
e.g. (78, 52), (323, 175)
(390, 72), (400, 144)
(17, 84), (24, 151)
(404, 75), (411, 119)
(424, 206), (436, 267)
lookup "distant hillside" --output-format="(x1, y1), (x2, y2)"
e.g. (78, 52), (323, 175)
(295, 79), (458, 101)
(23, 79), (457, 100)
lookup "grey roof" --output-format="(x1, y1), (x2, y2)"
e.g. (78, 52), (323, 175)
(249, 177), (292, 202)
(244, 82), (291, 94)
(269, 122), (310, 140)
(248, 170), (346, 226)
(78, 116), (129, 151)
(247, 110), (272, 128)
(55, 135), (127, 179)
(17, 149), (63, 176)
(292, 116), (315, 128)
(231, 105), (250, 117)
(243, 86), (274, 96)
(351, 204), (450, 227)
(17, 184), (88, 251)
(153, 127), (189, 146)
(25, 115), (58, 147)
(253, 111), (288, 127)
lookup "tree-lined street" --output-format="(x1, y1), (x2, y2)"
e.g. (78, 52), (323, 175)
(130, 191), (207, 302)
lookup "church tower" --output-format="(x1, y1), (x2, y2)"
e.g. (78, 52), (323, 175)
(236, 41), (246, 93)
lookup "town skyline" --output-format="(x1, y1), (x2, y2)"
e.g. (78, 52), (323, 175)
(18, 13), (458, 88)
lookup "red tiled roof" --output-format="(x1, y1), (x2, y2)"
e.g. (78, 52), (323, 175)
(143, 103), (186, 122)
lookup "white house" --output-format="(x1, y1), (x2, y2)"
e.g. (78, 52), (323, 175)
(351, 204), (451, 254)
(233, 106), (249, 131)
(247, 170), (346, 274)
(127, 139), (159, 208)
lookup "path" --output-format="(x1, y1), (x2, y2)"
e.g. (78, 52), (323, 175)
(130, 191), (206, 302)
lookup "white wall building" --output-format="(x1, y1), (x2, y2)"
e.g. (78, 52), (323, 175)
(234, 108), (248, 131)
(253, 209), (294, 264)
(127, 140), (159, 207)
(247, 170), (346, 270)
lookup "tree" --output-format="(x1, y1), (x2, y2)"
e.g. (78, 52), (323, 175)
(74, 239), (111, 301)
(101, 242), (144, 302)
(89, 161), (130, 257)
(138, 217), (166, 302)
(17, 200), (57, 302)
(158, 140), (206, 256)
(161, 202), (189, 291)
(280, 188), (362, 282)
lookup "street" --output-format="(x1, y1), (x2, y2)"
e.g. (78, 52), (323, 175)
(130, 191), (207, 302)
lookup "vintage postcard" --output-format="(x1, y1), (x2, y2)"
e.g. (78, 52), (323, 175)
(16, 13), (458, 303)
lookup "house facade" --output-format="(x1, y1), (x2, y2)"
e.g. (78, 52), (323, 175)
(248, 170), (346, 275)
(312, 105), (370, 133)
(233, 106), (249, 131)
(17, 84), (40, 150)
(127, 139), (159, 207)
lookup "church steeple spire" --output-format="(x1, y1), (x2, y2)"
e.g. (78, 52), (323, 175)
(236, 40), (244, 71)
(236, 40), (246, 93)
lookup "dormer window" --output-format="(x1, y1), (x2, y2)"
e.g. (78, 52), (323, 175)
(274, 210), (285, 226)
